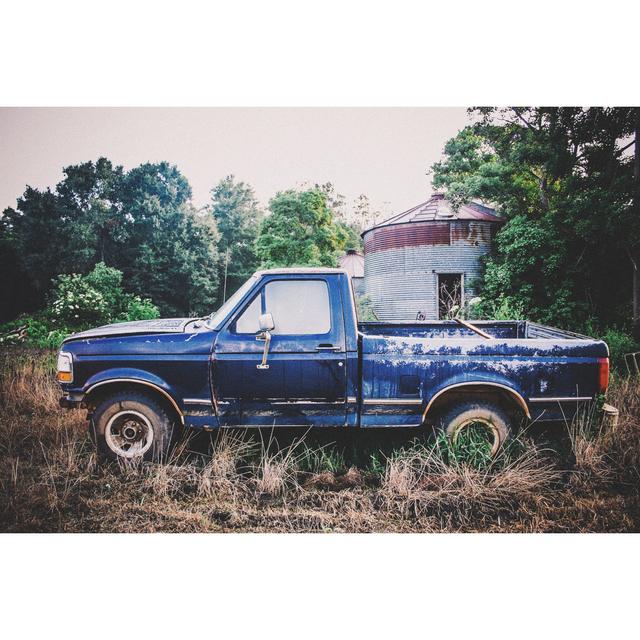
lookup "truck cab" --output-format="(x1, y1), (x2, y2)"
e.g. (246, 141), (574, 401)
(209, 268), (357, 428)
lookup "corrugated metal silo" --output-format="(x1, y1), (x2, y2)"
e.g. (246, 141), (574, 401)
(362, 193), (503, 321)
(338, 249), (365, 296)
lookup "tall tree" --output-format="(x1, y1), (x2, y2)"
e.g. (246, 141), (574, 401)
(432, 108), (637, 331)
(315, 181), (363, 251)
(352, 193), (384, 232)
(0, 158), (220, 320)
(256, 188), (349, 268)
(122, 162), (220, 316)
(209, 175), (262, 302)
(0, 158), (128, 321)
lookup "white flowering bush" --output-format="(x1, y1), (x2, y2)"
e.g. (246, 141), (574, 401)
(1, 263), (160, 348)
(49, 273), (109, 326)
(47, 262), (159, 329)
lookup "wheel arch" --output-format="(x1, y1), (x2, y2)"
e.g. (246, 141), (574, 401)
(84, 378), (184, 424)
(422, 381), (530, 423)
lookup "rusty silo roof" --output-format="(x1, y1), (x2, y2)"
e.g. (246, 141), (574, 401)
(338, 249), (364, 278)
(364, 193), (502, 235)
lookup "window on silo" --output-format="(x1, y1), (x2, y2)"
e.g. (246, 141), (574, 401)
(438, 274), (463, 320)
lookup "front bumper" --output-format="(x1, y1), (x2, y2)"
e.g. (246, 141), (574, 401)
(59, 393), (85, 409)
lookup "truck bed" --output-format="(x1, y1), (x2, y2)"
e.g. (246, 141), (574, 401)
(358, 320), (589, 341)
(357, 319), (608, 426)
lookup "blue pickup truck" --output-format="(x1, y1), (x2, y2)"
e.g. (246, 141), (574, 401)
(56, 267), (610, 461)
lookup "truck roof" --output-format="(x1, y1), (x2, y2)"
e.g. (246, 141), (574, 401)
(255, 267), (348, 276)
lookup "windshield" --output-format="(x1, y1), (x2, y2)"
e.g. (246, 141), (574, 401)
(206, 275), (259, 330)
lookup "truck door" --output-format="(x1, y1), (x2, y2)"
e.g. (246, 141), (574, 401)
(212, 276), (347, 426)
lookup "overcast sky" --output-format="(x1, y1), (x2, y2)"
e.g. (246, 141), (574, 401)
(0, 108), (469, 217)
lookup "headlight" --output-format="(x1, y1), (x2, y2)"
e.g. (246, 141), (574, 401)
(56, 351), (73, 383)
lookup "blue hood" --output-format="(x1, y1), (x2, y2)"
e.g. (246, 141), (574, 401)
(64, 318), (196, 342)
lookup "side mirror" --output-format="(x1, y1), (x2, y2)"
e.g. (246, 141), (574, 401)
(259, 313), (275, 332)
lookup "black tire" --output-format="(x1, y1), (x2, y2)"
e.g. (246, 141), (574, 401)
(434, 400), (513, 456)
(90, 391), (177, 462)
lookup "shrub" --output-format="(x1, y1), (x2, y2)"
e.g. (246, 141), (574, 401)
(356, 295), (378, 322)
(1, 263), (160, 349)
(470, 295), (526, 321)
(600, 328), (637, 372)
(48, 273), (109, 326)
(0, 315), (68, 349)
(47, 262), (159, 330)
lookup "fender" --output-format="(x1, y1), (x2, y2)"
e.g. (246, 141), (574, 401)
(82, 368), (184, 424)
(422, 378), (530, 421)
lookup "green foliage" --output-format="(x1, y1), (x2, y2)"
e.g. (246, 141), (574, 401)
(336, 220), (364, 252)
(469, 295), (526, 321)
(356, 295), (378, 322)
(600, 329), (637, 371)
(256, 188), (349, 268)
(1, 262), (160, 349)
(48, 262), (159, 329)
(121, 296), (159, 322)
(298, 444), (348, 474)
(432, 108), (638, 331)
(0, 315), (68, 349)
(0, 159), (127, 320)
(315, 182), (365, 252)
(0, 158), (219, 320)
(121, 163), (219, 316)
(49, 273), (109, 326)
(209, 175), (262, 301)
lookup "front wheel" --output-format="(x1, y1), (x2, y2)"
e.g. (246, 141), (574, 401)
(435, 400), (514, 458)
(90, 391), (177, 462)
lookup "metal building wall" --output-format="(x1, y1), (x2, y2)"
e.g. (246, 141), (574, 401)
(363, 220), (495, 321)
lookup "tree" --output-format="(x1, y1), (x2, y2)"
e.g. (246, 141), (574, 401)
(432, 108), (637, 331)
(352, 193), (384, 232)
(315, 182), (364, 251)
(122, 162), (220, 316)
(208, 175), (262, 302)
(315, 181), (347, 220)
(0, 158), (221, 320)
(256, 188), (349, 268)
(56, 157), (127, 267)
(308, 182), (388, 252)
(1, 187), (67, 319)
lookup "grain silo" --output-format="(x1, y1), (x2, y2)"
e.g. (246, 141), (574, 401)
(337, 249), (365, 296)
(362, 193), (503, 321)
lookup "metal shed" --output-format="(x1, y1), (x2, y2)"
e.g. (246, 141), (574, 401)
(338, 249), (365, 296)
(362, 193), (503, 321)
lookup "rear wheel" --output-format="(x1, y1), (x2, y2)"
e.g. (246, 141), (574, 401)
(90, 391), (177, 462)
(435, 400), (513, 458)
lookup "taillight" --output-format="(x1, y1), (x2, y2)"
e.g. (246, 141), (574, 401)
(597, 357), (609, 393)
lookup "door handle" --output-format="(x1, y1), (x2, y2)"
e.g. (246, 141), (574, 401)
(316, 344), (340, 351)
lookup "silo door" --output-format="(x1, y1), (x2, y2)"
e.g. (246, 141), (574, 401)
(438, 273), (463, 319)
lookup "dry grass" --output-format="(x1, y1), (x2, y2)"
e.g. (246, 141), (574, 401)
(1, 347), (639, 533)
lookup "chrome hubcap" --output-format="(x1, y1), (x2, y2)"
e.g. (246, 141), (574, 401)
(105, 410), (154, 459)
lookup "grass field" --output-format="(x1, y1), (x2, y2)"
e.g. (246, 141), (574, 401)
(1, 348), (639, 533)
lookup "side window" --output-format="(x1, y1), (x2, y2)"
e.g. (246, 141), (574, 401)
(265, 280), (331, 335)
(235, 294), (261, 334)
